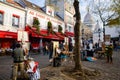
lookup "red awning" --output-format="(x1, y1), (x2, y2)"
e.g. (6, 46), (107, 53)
(40, 29), (64, 40)
(55, 32), (64, 40)
(25, 26), (64, 40)
(65, 31), (74, 37)
(25, 26), (42, 38)
(0, 31), (17, 39)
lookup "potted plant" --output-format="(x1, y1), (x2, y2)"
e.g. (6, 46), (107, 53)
(47, 21), (53, 34)
(33, 17), (40, 34)
(58, 25), (63, 33)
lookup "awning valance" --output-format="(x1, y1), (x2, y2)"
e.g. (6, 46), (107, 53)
(25, 26), (42, 38)
(40, 30), (64, 40)
(65, 31), (74, 37)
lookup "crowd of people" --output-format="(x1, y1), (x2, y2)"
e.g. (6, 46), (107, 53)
(81, 40), (114, 64)
(42, 41), (72, 67)
(10, 41), (73, 79)
(10, 38), (120, 79)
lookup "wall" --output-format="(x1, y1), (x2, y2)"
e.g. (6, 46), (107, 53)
(26, 8), (65, 32)
(105, 26), (120, 38)
(0, 2), (25, 32)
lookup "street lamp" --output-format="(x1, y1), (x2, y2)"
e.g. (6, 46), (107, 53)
(82, 29), (84, 47)
(98, 28), (101, 41)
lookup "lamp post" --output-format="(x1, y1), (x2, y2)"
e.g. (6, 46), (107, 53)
(98, 28), (101, 41)
(82, 29), (84, 47)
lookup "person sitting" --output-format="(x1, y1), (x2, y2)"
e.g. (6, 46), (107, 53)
(53, 45), (61, 67)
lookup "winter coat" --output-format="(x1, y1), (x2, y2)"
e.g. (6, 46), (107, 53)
(13, 48), (24, 63)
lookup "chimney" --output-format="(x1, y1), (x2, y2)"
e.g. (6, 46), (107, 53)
(6, 0), (15, 4)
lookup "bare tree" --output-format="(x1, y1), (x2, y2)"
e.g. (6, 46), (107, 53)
(73, 0), (83, 73)
(90, 0), (115, 41)
(73, 0), (81, 70)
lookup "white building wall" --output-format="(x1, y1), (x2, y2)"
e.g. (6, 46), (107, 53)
(45, 0), (75, 33)
(0, 2), (25, 32)
(65, 10), (74, 32)
(26, 8), (65, 32)
(93, 26), (120, 43)
(105, 26), (120, 38)
(93, 32), (103, 44)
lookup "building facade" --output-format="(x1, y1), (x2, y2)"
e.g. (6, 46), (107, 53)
(0, 0), (67, 54)
(23, 0), (65, 49)
(45, 0), (75, 46)
(0, 0), (25, 50)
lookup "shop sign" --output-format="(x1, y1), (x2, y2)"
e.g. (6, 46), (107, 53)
(5, 35), (13, 38)
(28, 10), (62, 25)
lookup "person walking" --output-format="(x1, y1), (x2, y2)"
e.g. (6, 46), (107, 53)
(49, 41), (53, 60)
(44, 42), (49, 55)
(12, 43), (25, 80)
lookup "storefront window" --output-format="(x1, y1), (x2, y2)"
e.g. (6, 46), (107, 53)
(0, 12), (3, 25)
(12, 14), (19, 27)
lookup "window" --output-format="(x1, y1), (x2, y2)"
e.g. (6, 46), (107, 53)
(0, 11), (4, 25)
(69, 26), (72, 32)
(12, 14), (19, 27)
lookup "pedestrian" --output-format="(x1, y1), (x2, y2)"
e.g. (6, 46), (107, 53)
(11, 40), (17, 51)
(59, 42), (64, 50)
(105, 41), (113, 64)
(49, 41), (53, 60)
(44, 42), (49, 55)
(11, 43), (25, 80)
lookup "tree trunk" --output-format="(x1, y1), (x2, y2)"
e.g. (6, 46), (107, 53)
(73, 0), (82, 71)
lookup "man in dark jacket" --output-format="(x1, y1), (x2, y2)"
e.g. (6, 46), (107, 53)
(12, 43), (25, 80)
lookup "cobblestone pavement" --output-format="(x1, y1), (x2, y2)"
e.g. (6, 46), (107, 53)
(0, 51), (120, 80)
(0, 53), (49, 80)
(82, 51), (120, 80)
(39, 51), (120, 80)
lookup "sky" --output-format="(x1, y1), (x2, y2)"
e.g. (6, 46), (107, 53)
(27, 0), (110, 22)
(28, 0), (45, 7)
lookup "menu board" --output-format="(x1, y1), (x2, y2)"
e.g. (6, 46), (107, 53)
(17, 30), (29, 42)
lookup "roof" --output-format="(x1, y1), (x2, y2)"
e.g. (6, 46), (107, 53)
(22, 0), (44, 13)
(83, 12), (94, 26)
(22, 0), (64, 22)
(4, 0), (24, 8)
